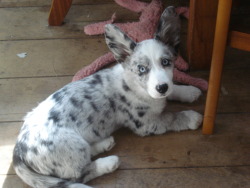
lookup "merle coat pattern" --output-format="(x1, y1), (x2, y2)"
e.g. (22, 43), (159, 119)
(13, 7), (202, 188)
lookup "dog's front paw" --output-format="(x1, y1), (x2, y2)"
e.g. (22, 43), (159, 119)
(96, 155), (120, 175)
(186, 86), (202, 103)
(104, 136), (116, 151)
(184, 110), (203, 130)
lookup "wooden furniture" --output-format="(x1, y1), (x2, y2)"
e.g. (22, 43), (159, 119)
(202, 0), (250, 134)
(48, 0), (73, 26)
(187, 0), (219, 69)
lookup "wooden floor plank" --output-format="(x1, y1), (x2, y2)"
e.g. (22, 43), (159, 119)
(89, 167), (250, 188)
(1, 166), (250, 188)
(224, 47), (250, 69)
(0, 77), (72, 122)
(0, 5), (139, 40)
(0, 38), (109, 78)
(92, 167), (250, 188)
(1, 114), (249, 175)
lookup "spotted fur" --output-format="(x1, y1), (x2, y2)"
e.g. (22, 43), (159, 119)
(13, 6), (202, 188)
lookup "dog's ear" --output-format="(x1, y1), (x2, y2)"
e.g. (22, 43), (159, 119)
(154, 6), (181, 53)
(105, 24), (137, 63)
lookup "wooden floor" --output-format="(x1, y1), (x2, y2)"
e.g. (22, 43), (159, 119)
(1, 0), (250, 187)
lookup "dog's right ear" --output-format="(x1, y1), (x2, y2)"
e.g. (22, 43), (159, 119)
(154, 6), (181, 54)
(105, 24), (137, 63)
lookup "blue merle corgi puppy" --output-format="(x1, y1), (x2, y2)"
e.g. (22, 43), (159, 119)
(13, 6), (202, 188)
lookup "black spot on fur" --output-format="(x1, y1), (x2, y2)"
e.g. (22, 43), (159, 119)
(89, 79), (98, 85)
(138, 111), (145, 117)
(79, 147), (86, 152)
(106, 75), (111, 82)
(94, 74), (103, 85)
(153, 124), (158, 132)
(50, 168), (58, 177)
(119, 107), (133, 120)
(87, 116), (93, 125)
(52, 91), (64, 103)
(122, 80), (131, 92)
(69, 113), (76, 122)
(108, 98), (116, 112)
(100, 120), (105, 124)
(70, 97), (82, 108)
(29, 161), (38, 172)
(93, 129), (101, 137)
(136, 106), (150, 110)
(84, 95), (92, 100)
(52, 161), (58, 167)
(118, 106), (143, 128)
(103, 110), (111, 119)
(108, 42), (117, 49)
(41, 140), (54, 147)
(105, 35), (114, 42)
(22, 131), (29, 141)
(133, 119), (143, 128)
(49, 110), (61, 123)
(119, 95), (130, 106)
(90, 102), (99, 112)
(77, 170), (91, 183)
(50, 181), (72, 188)
(130, 41), (136, 50)
(76, 121), (82, 127)
(31, 147), (38, 155)
(13, 142), (28, 166)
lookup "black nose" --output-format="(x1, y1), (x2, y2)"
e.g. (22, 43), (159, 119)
(156, 84), (168, 94)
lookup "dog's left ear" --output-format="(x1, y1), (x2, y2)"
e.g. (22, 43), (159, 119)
(154, 6), (181, 53)
(105, 24), (137, 63)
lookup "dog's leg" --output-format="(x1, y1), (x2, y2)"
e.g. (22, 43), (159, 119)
(168, 84), (202, 103)
(166, 110), (203, 131)
(82, 156), (120, 183)
(130, 110), (202, 136)
(90, 137), (116, 157)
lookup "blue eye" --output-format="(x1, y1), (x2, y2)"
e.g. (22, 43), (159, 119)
(138, 65), (148, 75)
(162, 58), (171, 67)
(139, 66), (146, 73)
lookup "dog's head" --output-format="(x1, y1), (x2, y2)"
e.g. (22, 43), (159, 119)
(105, 6), (180, 99)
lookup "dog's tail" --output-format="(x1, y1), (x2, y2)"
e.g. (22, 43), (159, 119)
(14, 163), (91, 188)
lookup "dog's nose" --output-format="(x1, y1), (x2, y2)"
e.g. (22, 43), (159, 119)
(156, 84), (168, 94)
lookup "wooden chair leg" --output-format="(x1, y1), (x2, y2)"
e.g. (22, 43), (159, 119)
(202, 0), (233, 135)
(48, 0), (73, 26)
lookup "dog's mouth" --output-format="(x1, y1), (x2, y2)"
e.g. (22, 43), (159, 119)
(148, 90), (172, 99)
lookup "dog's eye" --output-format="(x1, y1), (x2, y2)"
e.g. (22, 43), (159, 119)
(138, 65), (147, 73)
(161, 58), (171, 67)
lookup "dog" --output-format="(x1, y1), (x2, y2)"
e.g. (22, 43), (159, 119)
(13, 7), (202, 188)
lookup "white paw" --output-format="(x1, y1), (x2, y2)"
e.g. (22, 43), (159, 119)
(91, 137), (116, 157)
(96, 155), (120, 175)
(103, 136), (116, 151)
(185, 86), (202, 103)
(184, 110), (203, 130)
